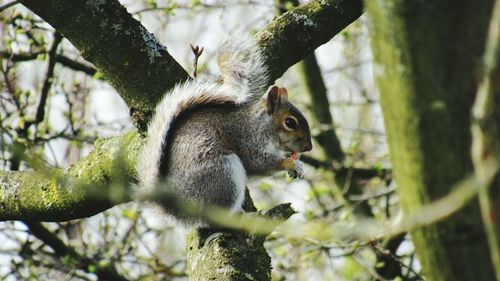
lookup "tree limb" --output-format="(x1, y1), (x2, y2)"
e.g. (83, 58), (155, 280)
(19, 0), (190, 114)
(0, 51), (97, 76)
(25, 221), (130, 281)
(0, 132), (141, 221)
(3, 0), (363, 221)
(18, 0), (363, 118)
(258, 0), (363, 81)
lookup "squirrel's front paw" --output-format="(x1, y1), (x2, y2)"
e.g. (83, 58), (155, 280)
(287, 160), (304, 179)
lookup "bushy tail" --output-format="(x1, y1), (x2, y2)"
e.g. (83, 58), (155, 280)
(137, 36), (269, 192)
(217, 36), (269, 101)
(137, 81), (238, 191)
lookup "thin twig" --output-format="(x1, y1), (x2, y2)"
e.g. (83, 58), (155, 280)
(24, 221), (131, 281)
(190, 43), (204, 78)
(0, 51), (97, 75)
(35, 32), (63, 125)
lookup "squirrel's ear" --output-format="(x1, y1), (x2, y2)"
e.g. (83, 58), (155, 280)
(267, 86), (288, 113)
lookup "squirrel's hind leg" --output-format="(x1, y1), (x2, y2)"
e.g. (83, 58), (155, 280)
(178, 153), (247, 214)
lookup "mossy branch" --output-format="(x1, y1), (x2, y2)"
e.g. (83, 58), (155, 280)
(258, 0), (363, 82)
(0, 132), (141, 221)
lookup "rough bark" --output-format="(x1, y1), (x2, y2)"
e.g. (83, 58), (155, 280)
(258, 0), (363, 82)
(366, 0), (496, 280)
(0, 132), (141, 221)
(185, 202), (295, 281)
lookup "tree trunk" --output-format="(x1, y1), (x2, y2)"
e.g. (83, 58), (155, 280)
(366, 0), (497, 280)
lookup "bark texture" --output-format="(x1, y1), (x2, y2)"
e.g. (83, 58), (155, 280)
(259, 0), (363, 82)
(366, 0), (496, 280)
(0, 132), (141, 221)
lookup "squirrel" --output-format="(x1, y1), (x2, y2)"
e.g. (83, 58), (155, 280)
(136, 37), (312, 222)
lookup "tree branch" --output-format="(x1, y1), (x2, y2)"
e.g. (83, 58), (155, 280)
(0, 51), (97, 76)
(25, 221), (130, 281)
(19, 0), (191, 114)
(19, 0), (362, 118)
(32, 32), (62, 129)
(0, 132), (141, 221)
(258, 0), (363, 81)
(3, 0), (363, 221)
(277, 0), (346, 162)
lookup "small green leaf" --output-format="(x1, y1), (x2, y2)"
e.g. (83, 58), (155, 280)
(284, 1), (294, 11)
(92, 71), (105, 80)
(36, 53), (46, 61)
(88, 264), (97, 273)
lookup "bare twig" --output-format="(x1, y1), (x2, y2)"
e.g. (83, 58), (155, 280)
(23, 32), (63, 132)
(24, 221), (130, 281)
(0, 51), (97, 75)
(189, 44), (204, 78)
(36, 33), (62, 124)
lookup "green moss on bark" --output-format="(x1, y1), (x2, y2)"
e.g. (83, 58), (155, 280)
(258, 0), (363, 82)
(186, 230), (271, 281)
(0, 131), (142, 221)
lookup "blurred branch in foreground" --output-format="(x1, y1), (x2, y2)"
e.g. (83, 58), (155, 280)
(471, 0), (500, 278)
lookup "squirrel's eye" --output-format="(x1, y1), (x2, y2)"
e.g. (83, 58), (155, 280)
(283, 116), (298, 131)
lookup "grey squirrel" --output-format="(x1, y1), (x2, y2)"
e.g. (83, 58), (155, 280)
(136, 37), (312, 221)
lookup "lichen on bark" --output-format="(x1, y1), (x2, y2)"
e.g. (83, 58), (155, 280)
(0, 131), (142, 221)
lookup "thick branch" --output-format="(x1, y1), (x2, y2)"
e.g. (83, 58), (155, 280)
(258, 0), (363, 81)
(186, 203), (295, 281)
(19, 0), (191, 114)
(19, 0), (362, 116)
(0, 132), (141, 221)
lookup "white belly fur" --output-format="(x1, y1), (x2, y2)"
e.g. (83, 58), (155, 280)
(225, 154), (247, 212)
